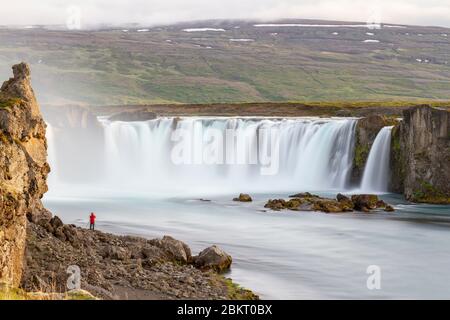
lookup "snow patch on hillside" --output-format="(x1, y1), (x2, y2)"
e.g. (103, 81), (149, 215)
(183, 28), (225, 32)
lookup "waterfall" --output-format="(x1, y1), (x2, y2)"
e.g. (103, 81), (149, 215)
(99, 117), (357, 195)
(46, 122), (59, 185)
(46, 117), (358, 196)
(360, 126), (394, 193)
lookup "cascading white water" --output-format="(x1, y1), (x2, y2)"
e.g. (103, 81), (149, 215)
(46, 123), (59, 185)
(360, 126), (394, 193)
(91, 117), (357, 196)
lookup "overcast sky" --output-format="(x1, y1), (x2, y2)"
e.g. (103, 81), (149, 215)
(2, 0), (450, 28)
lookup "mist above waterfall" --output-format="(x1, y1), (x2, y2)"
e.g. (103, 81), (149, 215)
(46, 117), (358, 197)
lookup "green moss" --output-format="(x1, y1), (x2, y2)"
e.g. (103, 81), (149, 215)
(208, 275), (258, 300)
(65, 289), (98, 300)
(391, 131), (401, 155)
(412, 181), (450, 204)
(0, 131), (10, 144)
(0, 96), (22, 110)
(390, 125), (403, 167)
(222, 278), (259, 300)
(354, 144), (369, 168)
(0, 285), (27, 300)
(0, 95), (21, 145)
(0, 288), (98, 300)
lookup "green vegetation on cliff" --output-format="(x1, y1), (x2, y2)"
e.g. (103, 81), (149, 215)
(354, 144), (369, 169)
(0, 95), (22, 110)
(412, 181), (450, 204)
(389, 124), (406, 193)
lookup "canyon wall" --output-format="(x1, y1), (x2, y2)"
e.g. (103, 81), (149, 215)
(0, 63), (50, 286)
(390, 106), (450, 204)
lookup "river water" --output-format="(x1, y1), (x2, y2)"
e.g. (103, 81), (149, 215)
(44, 191), (450, 299)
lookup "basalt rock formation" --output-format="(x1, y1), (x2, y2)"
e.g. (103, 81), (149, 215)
(390, 105), (449, 204)
(0, 63), (50, 286)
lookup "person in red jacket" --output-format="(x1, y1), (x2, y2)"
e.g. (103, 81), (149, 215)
(89, 212), (96, 230)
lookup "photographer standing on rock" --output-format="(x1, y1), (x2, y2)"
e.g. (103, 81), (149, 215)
(89, 212), (96, 231)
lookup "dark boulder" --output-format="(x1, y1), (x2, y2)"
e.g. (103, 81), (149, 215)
(150, 235), (192, 264)
(50, 216), (64, 229)
(193, 245), (232, 273)
(233, 193), (252, 202)
(289, 192), (319, 198)
(264, 199), (286, 211)
(351, 194), (379, 211)
(336, 193), (350, 202)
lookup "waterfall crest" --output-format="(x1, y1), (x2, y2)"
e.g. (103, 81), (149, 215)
(360, 126), (394, 193)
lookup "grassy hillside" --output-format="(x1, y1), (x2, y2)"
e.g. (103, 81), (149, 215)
(0, 19), (449, 105)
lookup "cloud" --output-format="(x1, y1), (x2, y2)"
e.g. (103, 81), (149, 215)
(1, 0), (449, 28)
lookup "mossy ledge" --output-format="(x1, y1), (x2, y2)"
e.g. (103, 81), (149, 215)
(0, 95), (22, 110)
(412, 181), (450, 205)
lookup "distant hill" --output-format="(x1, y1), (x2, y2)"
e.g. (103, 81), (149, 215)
(0, 19), (449, 106)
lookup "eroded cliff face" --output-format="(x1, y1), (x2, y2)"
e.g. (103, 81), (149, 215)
(0, 63), (50, 286)
(390, 106), (450, 204)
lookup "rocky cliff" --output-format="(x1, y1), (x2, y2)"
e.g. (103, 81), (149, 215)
(390, 105), (450, 204)
(0, 63), (50, 287)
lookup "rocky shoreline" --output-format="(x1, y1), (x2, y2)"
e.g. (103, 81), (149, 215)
(22, 216), (257, 300)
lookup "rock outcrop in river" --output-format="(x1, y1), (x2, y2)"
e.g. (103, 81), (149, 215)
(264, 193), (394, 213)
(0, 63), (50, 286)
(390, 105), (450, 204)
